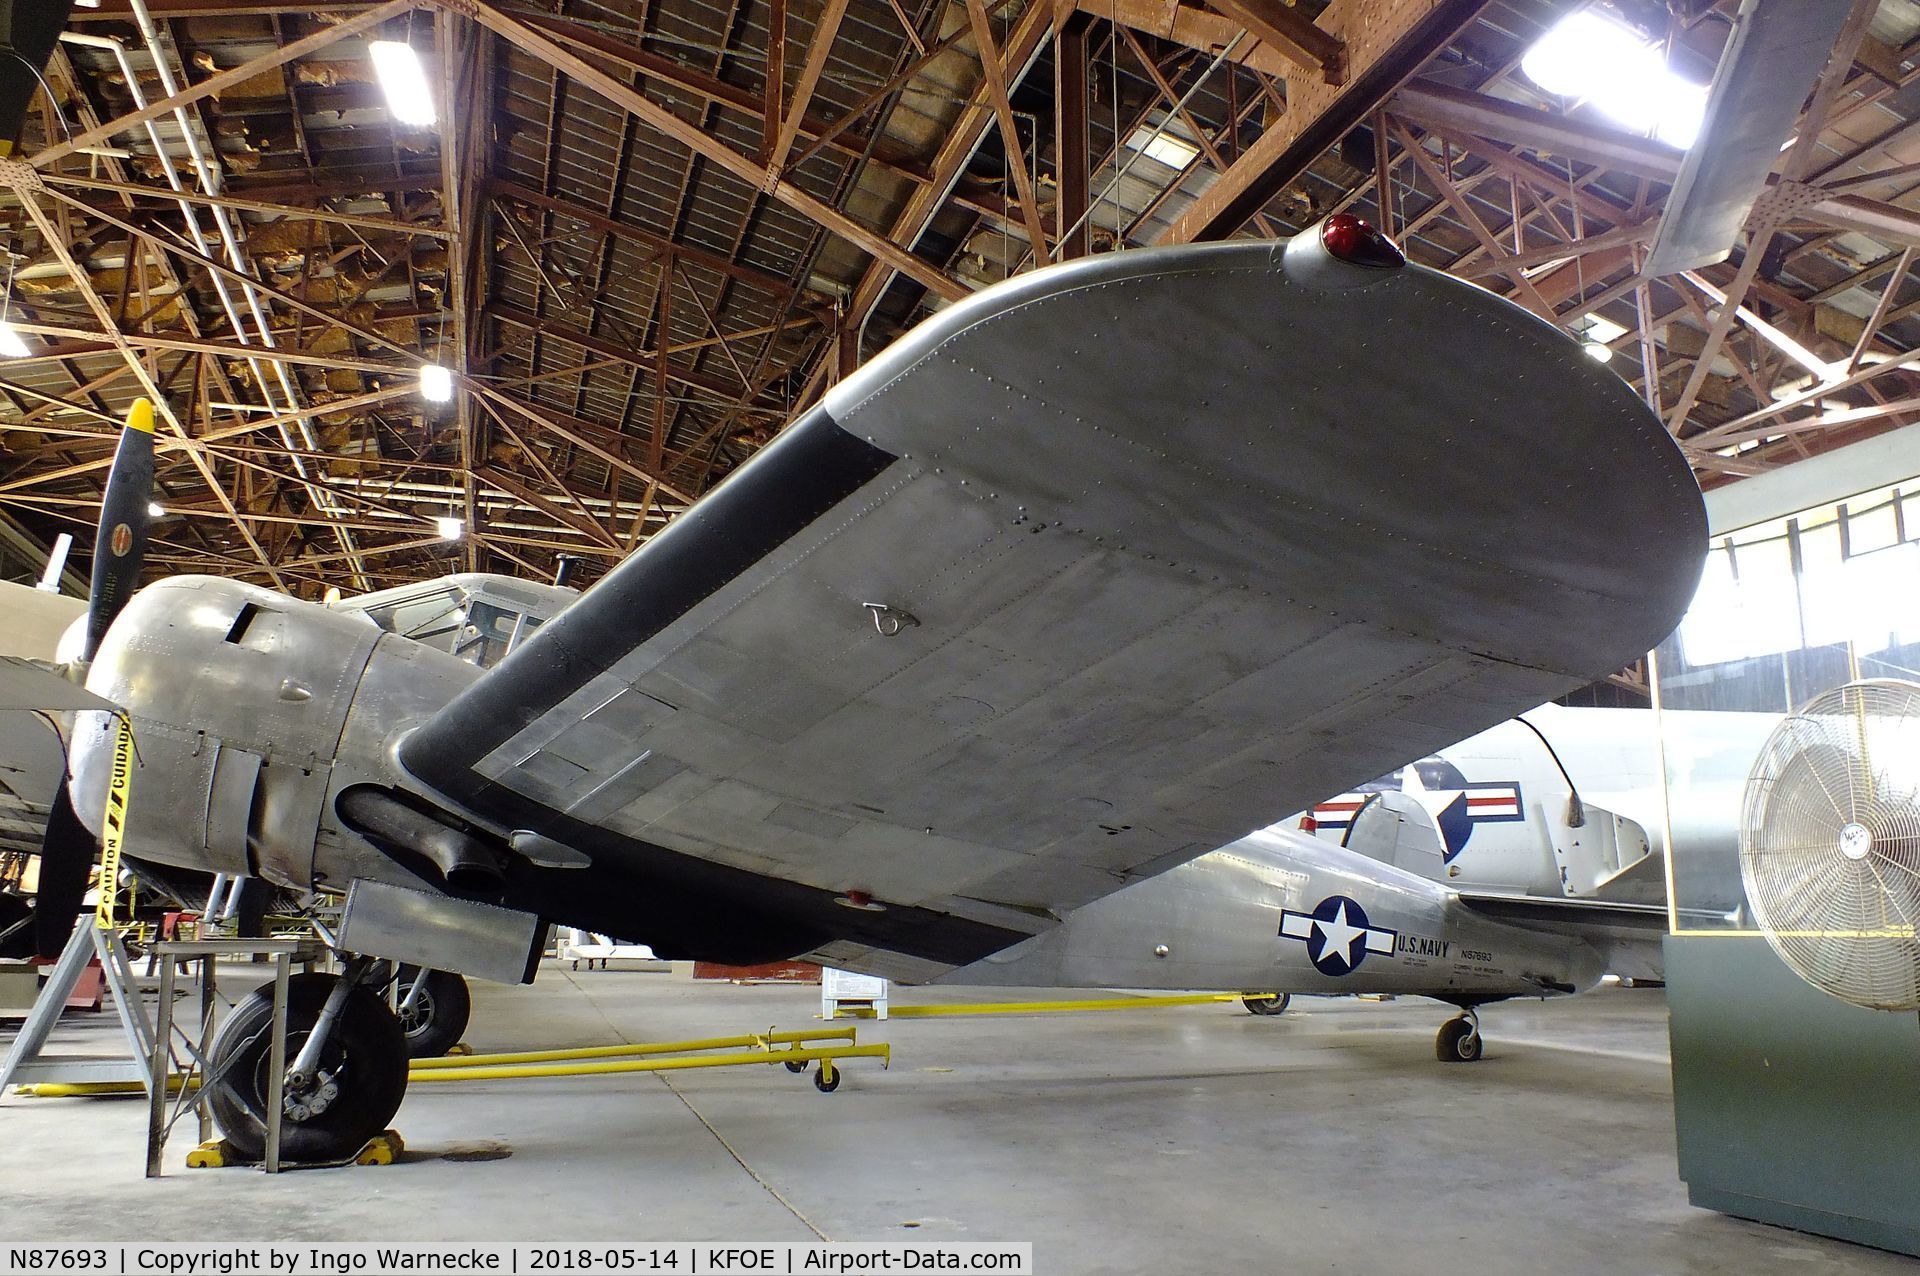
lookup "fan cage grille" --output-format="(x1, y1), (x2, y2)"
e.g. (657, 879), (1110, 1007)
(1740, 680), (1920, 1011)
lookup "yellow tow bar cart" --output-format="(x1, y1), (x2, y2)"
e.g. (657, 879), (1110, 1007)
(407, 1025), (887, 1093)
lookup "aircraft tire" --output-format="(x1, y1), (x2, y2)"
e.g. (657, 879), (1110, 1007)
(1435, 1017), (1482, 1063)
(1242, 993), (1290, 1016)
(395, 966), (470, 1058)
(208, 972), (409, 1163)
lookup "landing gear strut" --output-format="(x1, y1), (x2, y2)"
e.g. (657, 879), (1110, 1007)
(206, 964), (409, 1162)
(1435, 1008), (1483, 1063)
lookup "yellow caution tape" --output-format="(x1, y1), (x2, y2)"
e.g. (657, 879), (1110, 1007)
(93, 713), (135, 930)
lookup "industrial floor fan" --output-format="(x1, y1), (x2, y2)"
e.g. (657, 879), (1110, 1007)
(1740, 679), (1920, 1011)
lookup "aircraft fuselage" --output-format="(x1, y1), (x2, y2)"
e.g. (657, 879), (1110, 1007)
(944, 823), (1613, 1002)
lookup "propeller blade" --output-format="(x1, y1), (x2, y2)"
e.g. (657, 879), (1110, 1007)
(83, 398), (156, 662)
(32, 783), (98, 958)
(0, 4), (76, 163)
(232, 876), (271, 939)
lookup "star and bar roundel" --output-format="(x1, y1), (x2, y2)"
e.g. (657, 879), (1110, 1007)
(1314, 780), (1523, 861)
(1279, 895), (1397, 977)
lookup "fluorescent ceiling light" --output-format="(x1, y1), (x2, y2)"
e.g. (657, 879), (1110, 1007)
(436, 516), (464, 541)
(419, 363), (453, 402)
(1126, 127), (1199, 171)
(0, 321), (30, 358)
(1583, 315), (1628, 344)
(1522, 11), (1708, 150)
(1685, 271), (1844, 383)
(369, 40), (437, 128)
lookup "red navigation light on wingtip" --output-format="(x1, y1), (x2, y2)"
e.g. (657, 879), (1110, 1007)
(1321, 214), (1405, 269)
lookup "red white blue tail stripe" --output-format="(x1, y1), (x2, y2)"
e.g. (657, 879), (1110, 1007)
(1312, 781), (1524, 861)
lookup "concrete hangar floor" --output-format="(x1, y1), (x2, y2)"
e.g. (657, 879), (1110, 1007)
(0, 967), (1906, 1276)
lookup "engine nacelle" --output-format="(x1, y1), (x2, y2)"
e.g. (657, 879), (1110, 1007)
(70, 575), (487, 896)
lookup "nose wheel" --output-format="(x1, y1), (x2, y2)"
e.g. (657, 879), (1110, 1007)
(1436, 1010), (1483, 1063)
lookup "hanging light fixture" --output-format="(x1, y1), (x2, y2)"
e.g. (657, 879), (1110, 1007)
(1521, 10), (1708, 150)
(369, 40), (437, 128)
(436, 515), (464, 541)
(419, 363), (453, 403)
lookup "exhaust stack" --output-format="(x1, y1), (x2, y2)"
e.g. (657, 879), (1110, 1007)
(336, 787), (507, 899)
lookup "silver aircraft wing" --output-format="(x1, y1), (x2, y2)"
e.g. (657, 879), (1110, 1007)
(1457, 891), (1734, 933)
(0, 657), (114, 712)
(398, 238), (1705, 980)
(1455, 892), (1677, 933)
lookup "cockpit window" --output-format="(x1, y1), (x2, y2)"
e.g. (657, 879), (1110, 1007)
(362, 589), (465, 653)
(343, 574), (567, 669)
(1352, 756), (1470, 795)
(453, 600), (523, 667)
(1410, 758), (1470, 789)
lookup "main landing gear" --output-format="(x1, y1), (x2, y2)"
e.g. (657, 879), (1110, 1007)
(1435, 1008), (1483, 1063)
(206, 960), (410, 1163)
(1241, 992), (1291, 1016)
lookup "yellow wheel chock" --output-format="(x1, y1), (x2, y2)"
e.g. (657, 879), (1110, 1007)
(184, 1140), (228, 1169)
(185, 1130), (403, 1170)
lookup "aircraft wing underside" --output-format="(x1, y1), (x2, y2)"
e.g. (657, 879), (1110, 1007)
(398, 242), (1705, 980)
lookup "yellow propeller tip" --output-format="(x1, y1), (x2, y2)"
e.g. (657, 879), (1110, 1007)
(125, 398), (156, 435)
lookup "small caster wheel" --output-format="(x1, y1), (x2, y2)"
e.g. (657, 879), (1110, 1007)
(784, 1059), (807, 1074)
(814, 1063), (841, 1093)
(395, 967), (470, 1059)
(1436, 1016), (1482, 1063)
(1242, 992), (1290, 1016)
